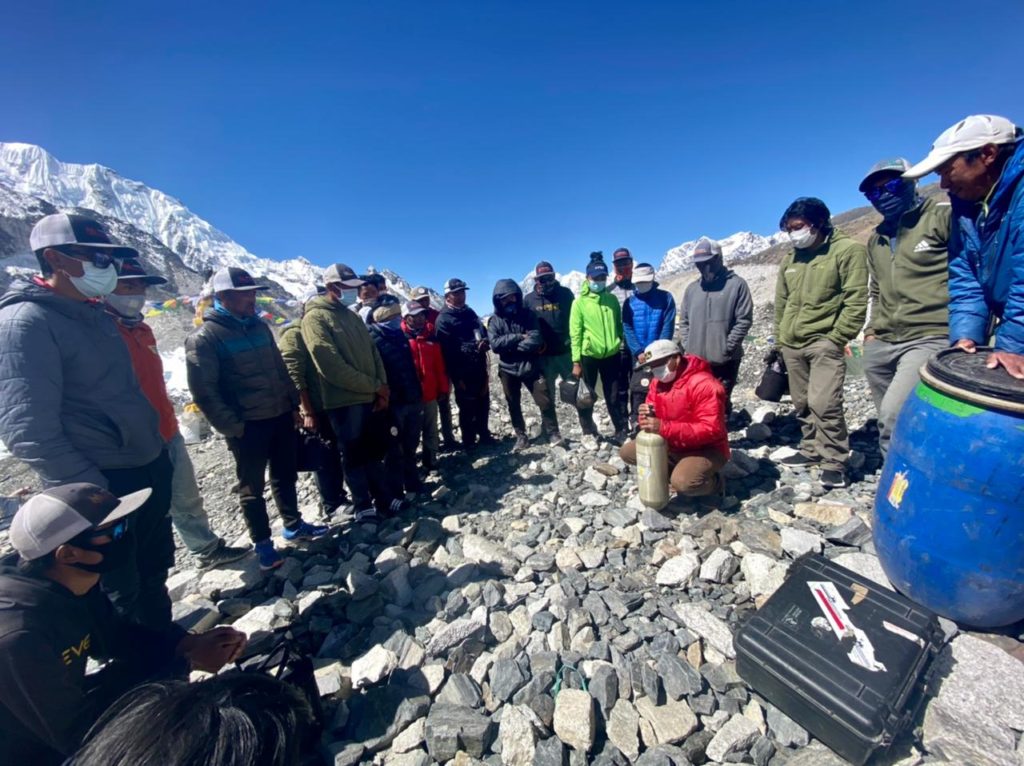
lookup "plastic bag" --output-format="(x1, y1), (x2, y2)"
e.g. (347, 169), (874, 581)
(179, 404), (210, 444)
(558, 378), (580, 406)
(576, 377), (596, 409)
(755, 349), (789, 402)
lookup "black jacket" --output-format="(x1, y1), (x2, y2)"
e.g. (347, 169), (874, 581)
(186, 308), (299, 437)
(489, 279), (545, 379)
(0, 565), (185, 764)
(435, 303), (488, 383)
(368, 323), (423, 405)
(524, 281), (574, 356)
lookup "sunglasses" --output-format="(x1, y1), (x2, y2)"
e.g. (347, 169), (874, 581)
(864, 177), (907, 202)
(71, 517), (129, 547)
(536, 276), (555, 284)
(55, 245), (120, 268)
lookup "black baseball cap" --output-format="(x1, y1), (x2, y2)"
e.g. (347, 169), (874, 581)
(612, 248), (632, 262)
(116, 259), (168, 285)
(30, 213), (139, 260)
(210, 267), (270, 293)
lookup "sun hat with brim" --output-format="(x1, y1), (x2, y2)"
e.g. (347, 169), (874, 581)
(322, 263), (364, 288)
(210, 267), (271, 293)
(29, 213), (139, 260)
(116, 259), (168, 285)
(858, 158), (912, 192)
(10, 483), (151, 561)
(904, 115), (1020, 179)
(645, 339), (682, 366)
(632, 264), (657, 284)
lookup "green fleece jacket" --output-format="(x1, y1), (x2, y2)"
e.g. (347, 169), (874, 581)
(774, 228), (869, 349)
(569, 283), (623, 362)
(278, 324), (324, 412)
(300, 296), (387, 409)
(864, 197), (951, 342)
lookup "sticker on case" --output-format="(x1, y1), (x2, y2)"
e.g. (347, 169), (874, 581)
(808, 581), (888, 673)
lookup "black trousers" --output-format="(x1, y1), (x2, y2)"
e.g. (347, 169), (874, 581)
(100, 449), (174, 631)
(709, 357), (742, 415)
(579, 354), (628, 433)
(327, 403), (393, 512)
(499, 370), (558, 435)
(452, 370), (491, 445)
(225, 413), (301, 543)
(438, 391), (456, 443)
(312, 410), (347, 513)
(385, 401), (425, 495)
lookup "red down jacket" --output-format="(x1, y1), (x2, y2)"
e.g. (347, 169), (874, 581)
(404, 328), (450, 403)
(646, 354), (729, 460)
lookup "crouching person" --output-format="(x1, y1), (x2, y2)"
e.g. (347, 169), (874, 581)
(619, 340), (730, 497)
(0, 483), (246, 766)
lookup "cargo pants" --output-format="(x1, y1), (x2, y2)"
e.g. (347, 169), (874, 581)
(781, 338), (849, 472)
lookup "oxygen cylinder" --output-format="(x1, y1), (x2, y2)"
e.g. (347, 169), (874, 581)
(636, 430), (669, 510)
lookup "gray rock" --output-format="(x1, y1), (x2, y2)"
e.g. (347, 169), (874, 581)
(198, 556), (263, 599)
(351, 645), (398, 689)
(769, 741), (849, 765)
(533, 736), (567, 766)
(588, 663), (619, 713)
(655, 554), (700, 586)
(705, 713), (760, 761)
(330, 742), (365, 766)
(166, 569), (201, 601)
(824, 515), (872, 546)
(922, 635), (1024, 766)
(437, 674), (483, 708)
(423, 704), (496, 761)
(675, 602), (735, 658)
(746, 423), (772, 442)
(602, 506), (637, 526)
(171, 599), (219, 632)
(832, 552), (894, 590)
(793, 501), (853, 527)
(553, 689), (596, 752)
(766, 705), (810, 748)
(427, 617), (486, 655)
(780, 527), (823, 558)
(607, 700), (641, 761)
(499, 704), (541, 766)
(489, 659), (529, 703)
(579, 491), (611, 508)
(641, 508), (676, 532)
(657, 653), (702, 699)
(699, 548), (739, 583)
(740, 552), (788, 598)
(345, 569), (378, 601)
(634, 695), (698, 746)
(391, 718), (426, 753)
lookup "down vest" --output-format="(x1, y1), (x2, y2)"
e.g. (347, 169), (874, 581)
(185, 308), (298, 438)
(115, 318), (179, 442)
(0, 279), (163, 488)
(646, 354), (730, 460)
(623, 284), (676, 358)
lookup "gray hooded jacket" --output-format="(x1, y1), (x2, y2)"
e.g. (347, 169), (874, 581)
(679, 269), (754, 364)
(0, 279), (163, 487)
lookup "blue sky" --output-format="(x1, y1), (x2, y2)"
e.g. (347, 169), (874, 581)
(2, 1), (1022, 312)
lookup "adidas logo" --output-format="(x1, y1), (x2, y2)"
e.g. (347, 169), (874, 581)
(913, 240), (937, 253)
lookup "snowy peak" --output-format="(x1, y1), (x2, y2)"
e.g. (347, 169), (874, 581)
(658, 231), (785, 277)
(520, 269), (587, 297)
(0, 141), (320, 297)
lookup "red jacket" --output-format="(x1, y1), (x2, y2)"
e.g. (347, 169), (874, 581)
(116, 320), (178, 442)
(403, 327), (450, 403)
(646, 354), (729, 460)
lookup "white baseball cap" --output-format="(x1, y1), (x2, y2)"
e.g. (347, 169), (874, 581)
(10, 483), (151, 560)
(904, 115), (1021, 179)
(632, 264), (657, 284)
(645, 339), (682, 366)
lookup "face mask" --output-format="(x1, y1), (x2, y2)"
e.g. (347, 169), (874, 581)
(589, 281), (606, 293)
(871, 181), (916, 221)
(787, 227), (817, 250)
(340, 289), (358, 307)
(105, 293), (146, 318)
(381, 317), (403, 331)
(635, 282), (654, 294)
(538, 280), (555, 295)
(652, 363), (678, 383)
(66, 262), (118, 298)
(70, 531), (134, 574)
(499, 300), (518, 315)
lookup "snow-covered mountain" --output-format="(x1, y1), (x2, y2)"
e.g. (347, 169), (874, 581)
(520, 269), (587, 297)
(0, 142), (323, 297)
(658, 231), (786, 277)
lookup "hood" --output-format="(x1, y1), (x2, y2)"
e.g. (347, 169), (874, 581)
(492, 279), (523, 313)
(0, 277), (106, 322)
(990, 139), (1024, 212)
(0, 564), (73, 618)
(303, 294), (341, 316)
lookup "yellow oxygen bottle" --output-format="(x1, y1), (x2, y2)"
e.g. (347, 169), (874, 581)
(636, 426), (669, 510)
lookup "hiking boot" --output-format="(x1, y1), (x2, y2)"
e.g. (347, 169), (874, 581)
(478, 433), (498, 446)
(282, 520), (330, 541)
(388, 498), (410, 515)
(254, 540), (283, 571)
(548, 431), (564, 447)
(611, 429), (629, 446)
(513, 433), (530, 451)
(354, 506), (378, 523)
(196, 542), (251, 570)
(779, 452), (819, 467)
(821, 469), (848, 489)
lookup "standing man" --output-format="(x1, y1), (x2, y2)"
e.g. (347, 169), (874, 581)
(569, 257), (629, 441)
(187, 267), (327, 572)
(302, 264), (399, 521)
(623, 262), (677, 423)
(489, 279), (561, 448)
(435, 278), (495, 450)
(679, 238), (754, 414)
(523, 261), (578, 428)
(410, 286), (458, 450)
(0, 213), (174, 630)
(775, 198), (868, 488)
(278, 289), (350, 518)
(904, 114), (1024, 379)
(609, 248), (636, 420)
(106, 260), (250, 569)
(403, 300), (450, 471)
(858, 159), (952, 454)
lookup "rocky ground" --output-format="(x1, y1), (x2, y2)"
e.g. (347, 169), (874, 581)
(1, 350), (1022, 766)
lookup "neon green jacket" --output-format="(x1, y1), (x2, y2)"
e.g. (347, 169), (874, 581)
(569, 283), (623, 362)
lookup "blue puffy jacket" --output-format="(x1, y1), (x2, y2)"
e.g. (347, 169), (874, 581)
(948, 139), (1024, 352)
(623, 285), (677, 358)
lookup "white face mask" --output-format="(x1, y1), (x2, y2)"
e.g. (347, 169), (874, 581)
(652, 362), (678, 383)
(66, 261), (119, 298)
(105, 293), (146, 318)
(787, 226), (817, 250)
(635, 282), (654, 294)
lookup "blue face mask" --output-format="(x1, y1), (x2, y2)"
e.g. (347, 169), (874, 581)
(589, 280), (606, 293)
(380, 317), (403, 331)
(869, 179), (916, 221)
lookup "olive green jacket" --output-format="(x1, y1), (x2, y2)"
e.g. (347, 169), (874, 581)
(300, 296), (386, 409)
(278, 324), (324, 412)
(774, 228), (869, 349)
(864, 197), (951, 342)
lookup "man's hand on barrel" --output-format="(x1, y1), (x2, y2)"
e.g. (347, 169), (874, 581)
(986, 350), (1024, 380)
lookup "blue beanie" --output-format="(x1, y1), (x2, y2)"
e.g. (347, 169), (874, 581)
(586, 260), (608, 279)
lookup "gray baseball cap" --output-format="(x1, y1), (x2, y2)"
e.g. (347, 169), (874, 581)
(692, 237), (723, 263)
(10, 483), (151, 561)
(322, 263), (364, 288)
(30, 213), (139, 259)
(209, 267), (270, 293)
(859, 158), (912, 192)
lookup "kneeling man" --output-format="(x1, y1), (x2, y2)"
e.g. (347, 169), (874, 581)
(620, 340), (730, 497)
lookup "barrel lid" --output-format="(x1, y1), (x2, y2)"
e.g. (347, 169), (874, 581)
(922, 348), (1024, 412)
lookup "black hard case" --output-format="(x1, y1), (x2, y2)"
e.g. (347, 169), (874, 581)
(735, 554), (943, 765)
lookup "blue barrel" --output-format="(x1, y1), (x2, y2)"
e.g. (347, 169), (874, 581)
(873, 348), (1024, 628)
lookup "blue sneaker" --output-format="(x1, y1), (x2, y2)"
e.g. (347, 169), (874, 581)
(254, 540), (283, 571)
(282, 520), (330, 542)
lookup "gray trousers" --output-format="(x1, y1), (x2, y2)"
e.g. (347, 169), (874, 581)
(863, 336), (948, 456)
(781, 338), (849, 472)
